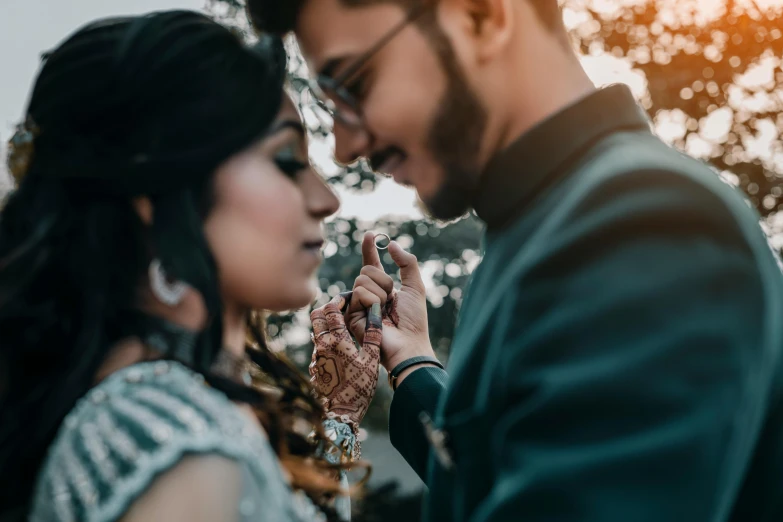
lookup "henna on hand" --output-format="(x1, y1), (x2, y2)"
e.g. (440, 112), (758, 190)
(383, 290), (400, 328)
(313, 356), (340, 396)
(309, 294), (382, 429)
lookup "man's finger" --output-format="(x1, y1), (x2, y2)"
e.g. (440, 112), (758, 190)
(352, 286), (382, 310)
(350, 275), (387, 311)
(388, 241), (424, 292)
(362, 231), (384, 269)
(360, 265), (395, 295)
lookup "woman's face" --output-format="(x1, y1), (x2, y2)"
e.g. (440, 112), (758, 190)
(204, 96), (340, 313)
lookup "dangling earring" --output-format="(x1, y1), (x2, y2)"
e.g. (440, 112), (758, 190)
(149, 259), (186, 306)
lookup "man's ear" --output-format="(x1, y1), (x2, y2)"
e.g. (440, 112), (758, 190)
(465, 0), (491, 32)
(459, 0), (515, 61)
(133, 197), (153, 225)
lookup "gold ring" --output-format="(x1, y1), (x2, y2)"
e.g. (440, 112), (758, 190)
(374, 233), (391, 250)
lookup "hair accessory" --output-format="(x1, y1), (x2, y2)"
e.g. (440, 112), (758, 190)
(6, 116), (39, 184)
(148, 258), (187, 306)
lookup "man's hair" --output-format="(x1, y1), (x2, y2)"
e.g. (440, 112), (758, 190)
(246, 0), (565, 37)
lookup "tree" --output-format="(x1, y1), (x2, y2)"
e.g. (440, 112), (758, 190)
(570, 0), (783, 236)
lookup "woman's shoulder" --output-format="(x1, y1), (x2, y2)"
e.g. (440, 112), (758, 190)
(30, 361), (295, 522)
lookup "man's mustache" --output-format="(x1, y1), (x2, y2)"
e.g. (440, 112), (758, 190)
(369, 146), (405, 173)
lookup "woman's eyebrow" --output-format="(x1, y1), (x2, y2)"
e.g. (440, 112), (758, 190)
(266, 120), (305, 139)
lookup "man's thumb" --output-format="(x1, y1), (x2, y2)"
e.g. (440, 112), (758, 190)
(388, 241), (423, 290)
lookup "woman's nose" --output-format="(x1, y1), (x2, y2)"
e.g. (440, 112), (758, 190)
(333, 121), (370, 167)
(302, 167), (340, 220)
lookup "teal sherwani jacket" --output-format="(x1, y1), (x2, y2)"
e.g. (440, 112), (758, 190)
(389, 85), (783, 522)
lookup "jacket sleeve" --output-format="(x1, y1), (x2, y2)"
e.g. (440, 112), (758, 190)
(389, 366), (449, 481)
(470, 171), (772, 521)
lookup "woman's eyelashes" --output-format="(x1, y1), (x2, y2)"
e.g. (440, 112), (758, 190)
(275, 158), (308, 177)
(274, 145), (308, 177)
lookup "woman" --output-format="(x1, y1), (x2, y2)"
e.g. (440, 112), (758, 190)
(0, 10), (388, 521)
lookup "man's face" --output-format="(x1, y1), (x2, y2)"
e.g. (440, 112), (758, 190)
(295, 0), (487, 220)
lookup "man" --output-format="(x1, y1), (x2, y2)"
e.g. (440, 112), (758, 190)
(248, 1), (783, 520)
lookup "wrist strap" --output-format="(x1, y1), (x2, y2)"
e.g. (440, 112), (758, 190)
(388, 356), (444, 391)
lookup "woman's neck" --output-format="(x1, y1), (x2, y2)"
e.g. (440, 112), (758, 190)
(143, 288), (247, 357)
(221, 302), (247, 358)
(96, 296), (247, 382)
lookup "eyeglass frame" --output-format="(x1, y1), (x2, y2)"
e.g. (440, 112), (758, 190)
(309, 3), (432, 130)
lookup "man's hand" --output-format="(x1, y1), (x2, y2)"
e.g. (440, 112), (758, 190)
(348, 232), (436, 375)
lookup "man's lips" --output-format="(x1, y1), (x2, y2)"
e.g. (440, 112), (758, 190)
(370, 147), (405, 175)
(379, 155), (405, 180)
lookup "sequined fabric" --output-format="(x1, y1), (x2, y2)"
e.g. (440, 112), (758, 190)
(30, 361), (351, 522)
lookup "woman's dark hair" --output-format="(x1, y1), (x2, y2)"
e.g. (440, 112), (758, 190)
(0, 10), (340, 519)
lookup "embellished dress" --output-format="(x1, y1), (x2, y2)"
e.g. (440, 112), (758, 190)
(29, 361), (357, 522)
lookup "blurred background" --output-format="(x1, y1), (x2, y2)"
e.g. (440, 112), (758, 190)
(2, 0), (783, 519)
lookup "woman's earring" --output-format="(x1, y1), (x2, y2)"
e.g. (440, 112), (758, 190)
(149, 259), (186, 306)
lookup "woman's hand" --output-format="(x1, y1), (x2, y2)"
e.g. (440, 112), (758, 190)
(309, 292), (382, 429)
(349, 233), (436, 376)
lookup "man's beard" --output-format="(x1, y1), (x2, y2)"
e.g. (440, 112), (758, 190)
(420, 52), (487, 222)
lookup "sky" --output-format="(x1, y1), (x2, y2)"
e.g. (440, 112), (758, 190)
(0, 0), (206, 130)
(0, 0), (647, 220)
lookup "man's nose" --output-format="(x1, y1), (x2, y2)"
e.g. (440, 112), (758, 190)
(333, 121), (370, 166)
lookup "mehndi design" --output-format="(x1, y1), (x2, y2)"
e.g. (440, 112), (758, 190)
(309, 293), (382, 433)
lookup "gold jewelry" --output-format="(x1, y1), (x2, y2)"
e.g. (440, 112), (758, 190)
(6, 116), (39, 184)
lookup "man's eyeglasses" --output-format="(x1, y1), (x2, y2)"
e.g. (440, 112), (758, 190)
(309, 4), (431, 130)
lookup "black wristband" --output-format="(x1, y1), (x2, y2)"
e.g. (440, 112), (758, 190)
(388, 356), (444, 391)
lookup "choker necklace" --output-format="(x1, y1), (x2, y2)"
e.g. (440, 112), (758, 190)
(131, 312), (256, 386)
(211, 349), (254, 386)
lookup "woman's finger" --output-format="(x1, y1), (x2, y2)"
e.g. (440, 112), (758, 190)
(362, 302), (383, 356)
(310, 308), (329, 338)
(360, 265), (394, 296)
(347, 287), (383, 347)
(324, 298), (348, 334)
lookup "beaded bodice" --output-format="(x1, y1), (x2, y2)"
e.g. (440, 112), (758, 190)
(29, 361), (331, 522)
